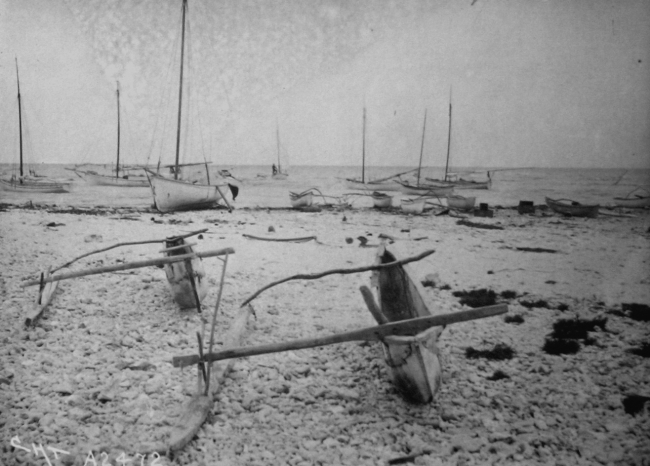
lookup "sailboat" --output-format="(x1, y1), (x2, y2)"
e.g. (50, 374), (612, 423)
(425, 90), (491, 190)
(0, 58), (71, 193)
(345, 107), (406, 192)
(144, 0), (237, 213)
(395, 109), (454, 197)
(272, 123), (288, 180)
(71, 82), (148, 187)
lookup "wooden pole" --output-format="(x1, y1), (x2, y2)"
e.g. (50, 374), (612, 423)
(174, 0), (188, 180)
(116, 81), (121, 179)
(444, 86), (452, 182)
(23, 247), (235, 287)
(417, 109), (427, 186)
(173, 304), (508, 368)
(15, 58), (23, 178)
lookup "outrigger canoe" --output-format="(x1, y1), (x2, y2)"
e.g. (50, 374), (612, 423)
(545, 197), (599, 218)
(368, 245), (442, 403)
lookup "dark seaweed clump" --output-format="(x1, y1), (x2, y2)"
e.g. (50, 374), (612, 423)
(623, 395), (650, 416)
(556, 303), (569, 312)
(627, 341), (650, 358)
(504, 314), (525, 324)
(487, 370), (510, 381)
(520, 299), (550, 309)
(621, 303), (650, 322)
(465, 343), (515, 361)
(543, 338), (581, 355)
(551, 317), (607, 340)
(452, 288), (497, 308)
(500, 290), (519, 300)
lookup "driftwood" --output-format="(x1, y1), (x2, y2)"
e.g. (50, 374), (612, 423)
(52, 228), (208, 273)
(22, 248), (234, 287)
(24, 268), (59, 327)
(242, 234), (317, 243)
(456, 219), (504, 230)
(173, 304), (507, 368)
(515, 247), (559, 253)
(240, 249), (435, 307)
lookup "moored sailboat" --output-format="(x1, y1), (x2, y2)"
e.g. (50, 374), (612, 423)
(1, 58), (71, 194)
(145, 0), (237, 213)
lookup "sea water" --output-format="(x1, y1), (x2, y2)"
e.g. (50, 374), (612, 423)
(0, 164), (648, 210)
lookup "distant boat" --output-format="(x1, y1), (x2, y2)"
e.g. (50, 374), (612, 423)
(272, 123), (289, 180)
(71, 82), (148, 188)
(395, 180), (454, 197)
(145, 0), (236, 213)
(613, 188), (650, 208)
(545, 197), (599, 218)
(345, 107), (405, 192)
(0, 58), (71, 194)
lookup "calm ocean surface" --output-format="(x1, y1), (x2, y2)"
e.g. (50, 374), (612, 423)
(1, 164), (649, 210)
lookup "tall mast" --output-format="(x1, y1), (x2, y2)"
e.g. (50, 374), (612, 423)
(276, 122), (281, 172)
(417, 109), (427, 186)
(174, 0), (188, 180)
(362, 107), (366, 183)
(15, 58), (24, 177)
(444, 87), (452, 182)
(116, 81), (121, 179)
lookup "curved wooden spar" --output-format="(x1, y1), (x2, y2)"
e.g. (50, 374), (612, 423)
(22, 247), (234, 287)
(173, 304), (508, 368)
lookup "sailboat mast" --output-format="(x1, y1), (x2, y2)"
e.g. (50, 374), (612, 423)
(276, 122), (281, 172)
(444, 88), (452, 182)
(362, 107), (366, 184)
(174, 0), (188, 180)
(417, 109), (427, 186)
(15, 58), (24, 178)
(116, 81), (121, 179)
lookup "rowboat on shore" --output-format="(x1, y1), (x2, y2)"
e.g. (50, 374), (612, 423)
(545, 197), (599, 218)
(289, 190), (313, 208)
(401, 197), (426, 214)
(368, 245), (442, 403)
(371, 191), (392, 208)
(447, 194), (476, 211)
(162, 235), (208, 309)
(613, 188), (650, 208)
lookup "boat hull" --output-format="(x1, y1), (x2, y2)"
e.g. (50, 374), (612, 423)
(289, 192), (313, 208)
(371, 192), (392, 208)
(447, 195), (476, 211)
(397, 181), (454, 197)
(545, 197), (599, 218)
(0, 178), (71, 193)
(145, 169), (227, 213)
(425, 178), (491, 190)
(163, 238), (208, 309)
(401, 198), (425, 214)
(613, 196), (650, 208)
(371, 246), (442, 403)
(345, 179), (401, 192)
(76, 170), (149, 187)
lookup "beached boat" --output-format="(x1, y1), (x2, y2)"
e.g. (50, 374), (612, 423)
(396, 180), (454, 197)
(1, 58), (71, 194)
(146, 0), (236, 213)
(161, 235), (208, 309)
(545, 197), (599, 218)
(447, 194), (476, 211)
(371, 191), (392, 208)
(613, 188), (650, 208)
(289, 191), (313, 208)
(369, 245), (442, 403)
(401, 198), (426, 214)
(71, 83), (148, 187)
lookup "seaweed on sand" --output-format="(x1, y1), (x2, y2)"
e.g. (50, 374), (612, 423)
(627, 341), (650, 358)
(465, 343), (515, 361)
(551, 317), (607, 340)
(452, 288), (497, 308)
(543, 338), (581, 355)
(504, 314), (524, 324)
(621, 303), (650, 322)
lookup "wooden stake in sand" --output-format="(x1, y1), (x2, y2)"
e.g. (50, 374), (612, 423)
(24, 268), (59, 327)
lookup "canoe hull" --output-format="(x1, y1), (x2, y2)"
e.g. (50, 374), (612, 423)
(163, 238), (208, 309)
(345, 179), (401, 192)
(401, 198), (425, 214)
(371, 246), (442, 403)
(145, 169), (227, 213)
(0, 178), (71, 193)
(545, 197), (599, 218)
(290, 192), (313, 208)
(613, 196), (650, 208)
(397, 181), (454, 197)
(76, 170), (149, 187)
(447, 195), (476, 211)
(371, 192), (392, 208)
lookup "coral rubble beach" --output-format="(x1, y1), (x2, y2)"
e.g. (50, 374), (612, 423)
(1, 201), (649, 466)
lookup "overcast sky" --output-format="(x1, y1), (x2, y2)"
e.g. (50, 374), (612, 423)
(1, 0), (648, 168)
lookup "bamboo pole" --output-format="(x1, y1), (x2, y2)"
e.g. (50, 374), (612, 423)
(22, 247), (234, 287)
